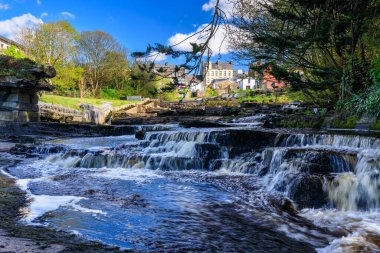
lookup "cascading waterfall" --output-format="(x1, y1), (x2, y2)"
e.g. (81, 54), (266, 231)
(7, 128), (380, 252)
(327, 149), (380, 211)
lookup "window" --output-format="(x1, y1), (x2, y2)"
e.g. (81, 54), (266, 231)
(211, 71), (214, 76)
(219, 71), (222, 76)
(246, 85), (251, 90)
(248, 78), (251, 84)
(224, 71), (226, 76)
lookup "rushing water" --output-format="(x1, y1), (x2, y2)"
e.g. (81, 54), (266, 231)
(2, 125), (380, 252)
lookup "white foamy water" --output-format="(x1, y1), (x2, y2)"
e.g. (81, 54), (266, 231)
(301, 208), (380, 253)
(92, 167), (164, 184)
(24, 195), (85, 223)
(15, 173), (105, 223)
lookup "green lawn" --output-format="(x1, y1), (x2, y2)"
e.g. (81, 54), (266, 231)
(40, 94), (138, 110)
(238, 94), (294, 104)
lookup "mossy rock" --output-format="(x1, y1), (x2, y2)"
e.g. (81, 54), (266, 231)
(370, 120), (380, 130)
(330, 116), (360, 129)
(276, 115), (324, 129)
(0, 55), (55, 82)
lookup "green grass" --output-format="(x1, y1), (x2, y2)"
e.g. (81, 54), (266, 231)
(40, 94), (138, 110)
(238, 94), (293, 104)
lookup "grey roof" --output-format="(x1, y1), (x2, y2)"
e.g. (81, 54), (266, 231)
(210, 61), (233, 70)
(0, 35), (24, 49)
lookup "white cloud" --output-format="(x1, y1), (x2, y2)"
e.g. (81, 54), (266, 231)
(144, 51), (167, 62)
(0, 13), (42, 39)
(36, 0), (42, 6)
(40, 12), (48, 18)
(168, 24), (231, 56)
(0, 3), (10, 10)
(202, 0), (234, 18)
(60, 11), (75, 19)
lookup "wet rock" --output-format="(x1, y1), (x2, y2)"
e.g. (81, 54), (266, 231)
(135, 130), (145, 140)
(288, 175), (327, 209)
(214, 129), (278, 157)
(10, 144), (30, 155)
(180, 120), (232, 128)
(261, 120), (273, 128)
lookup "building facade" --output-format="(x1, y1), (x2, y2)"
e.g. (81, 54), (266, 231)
(238, 77), (260, 90)
(202, 61), (234, 86)
(261, 68), (287, 90)
(0, 35), (23, 53)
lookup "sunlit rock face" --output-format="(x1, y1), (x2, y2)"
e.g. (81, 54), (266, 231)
(0, 56), (55, 122)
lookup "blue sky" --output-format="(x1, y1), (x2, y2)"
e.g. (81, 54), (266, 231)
(0, 0), (247, 70)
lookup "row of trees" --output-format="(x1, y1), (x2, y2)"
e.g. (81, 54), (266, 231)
(16, 21), (157, 98)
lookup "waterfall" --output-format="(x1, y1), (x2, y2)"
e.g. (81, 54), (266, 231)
(326, 149), (380, 211)
(278, 133), (380, 149)
(28, 129), (380, 211)
(6, 127), (380, 251)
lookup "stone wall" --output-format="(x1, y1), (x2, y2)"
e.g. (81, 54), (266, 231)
(0, 88), (40, 122)
(39, 102), (84, 123)
(39, 102), (115, 125)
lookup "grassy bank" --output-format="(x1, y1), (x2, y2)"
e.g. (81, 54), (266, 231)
(238, 94), (294, 104)
(40, 94), (137, 110)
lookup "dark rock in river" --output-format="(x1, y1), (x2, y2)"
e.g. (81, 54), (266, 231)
(135, 130), (145, 140)
(289, 175), (327, 209)
(214, 129), (278, 157)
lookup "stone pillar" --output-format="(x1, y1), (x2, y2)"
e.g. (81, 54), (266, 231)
(0, 88), (40, 122)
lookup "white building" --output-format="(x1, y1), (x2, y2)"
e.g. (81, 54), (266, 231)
(238, 77), (260, 90)
(202, 61), (234, 86)
(0, 35), (23, 53)
(190, 81), (205, 92)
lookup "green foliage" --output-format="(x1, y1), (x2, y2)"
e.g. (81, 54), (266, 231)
(3, 46), (25, 59)
(238, 94), (292, 104)
(287, 89), (337, 106)
(53, 65), (83, 95)
(336, 85), (380, 116)
(20, 20), (78, 67)
(304, 110), (313, 116)
(370, 120), (380, 130)
(277, 117), (324, 129)
(100, 89), (118, 99)
(126, 64), (158, 98)
(232, 0), (380, 99)
(370, 54), (380, 85)
(331, 116), (360, 129)
(206, 88), (218, 97)
(158, 91), (179, 101)
(0, 55), (38, 80)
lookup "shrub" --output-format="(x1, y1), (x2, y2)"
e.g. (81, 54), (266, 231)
(331, 116), (360, 129)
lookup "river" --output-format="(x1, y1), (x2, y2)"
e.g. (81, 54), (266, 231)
(2, 123), (380, 252)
